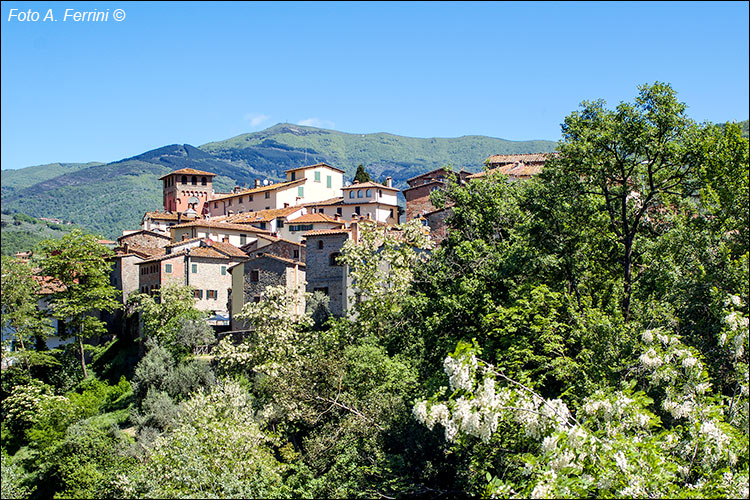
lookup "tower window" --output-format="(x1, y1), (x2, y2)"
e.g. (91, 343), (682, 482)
(191, 176), (197, 185)
(201, 177), (207, 186)
(181, 175), (188, 184)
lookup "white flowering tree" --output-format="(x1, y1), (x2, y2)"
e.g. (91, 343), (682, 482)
(414, 297), (748, 498)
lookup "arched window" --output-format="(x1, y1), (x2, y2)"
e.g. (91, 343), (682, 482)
(191, 176), (197, 185)
(349, 191), (355, 199)
(201, 176), (207, 186)
(181, 175), (188, 184)
(318, 240), (324, 250)
(329, 252), (341, 266)
(357, 190), (363, 198)
(365, 189), (371, 197)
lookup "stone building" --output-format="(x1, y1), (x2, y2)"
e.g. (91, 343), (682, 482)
(469, 153), (552, 181)
(241, 235), (305, 262)
(403, 167), (471, 221)
(229, 254), (306, 330)
(303, 227), (352, 318)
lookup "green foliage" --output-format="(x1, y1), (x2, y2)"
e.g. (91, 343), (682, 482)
(354, 164), (372, 183)
(1, 451), (30, 499)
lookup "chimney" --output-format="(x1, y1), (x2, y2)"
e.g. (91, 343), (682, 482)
(366, 212), (372, 220)
(284, 203), (289, 208)
(254, 179), (260, 188)
(233, 186), (242, 193)
(334, 213), (341, 221)
(385, 176), (392, 187)
(351, 220), (359, 243)
(182, 234), (188, 241)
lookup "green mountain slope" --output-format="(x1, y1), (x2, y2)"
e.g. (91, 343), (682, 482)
(1, 145), (238, 240)
(1, 162), (104, 198)
(200, 123), (559, 185)
(0, 212), (83, 256)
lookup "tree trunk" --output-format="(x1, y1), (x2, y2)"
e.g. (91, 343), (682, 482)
(623, 238), (633, 323)
(78, 330), (88, 379)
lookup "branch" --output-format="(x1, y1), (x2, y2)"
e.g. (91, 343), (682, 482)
(314, 395), (385, 431)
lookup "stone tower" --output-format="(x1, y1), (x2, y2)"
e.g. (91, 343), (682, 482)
(160, 168), (216, 215)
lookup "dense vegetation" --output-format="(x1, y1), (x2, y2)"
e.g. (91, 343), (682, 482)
(0, 213), (83, 257)
(1, 84), (747, 499)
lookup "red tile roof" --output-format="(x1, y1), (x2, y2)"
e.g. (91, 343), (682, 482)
(171, 220), (272, 232)
(251, 253), (306, 267)
(220, 206), (302, 224)
(303, 228), (352, 237)
(33, 275), (67, 294)
(138, 250), (188, 265)
(158, 168), (216, 180)
(210, 179), (306, 201)
(142, 211), (198, 222)
(485, 153), (553, 165)
(304, 197), (345, 207)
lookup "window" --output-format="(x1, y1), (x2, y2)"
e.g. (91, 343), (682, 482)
(249, 195), (253, 201)
(293, 249), (300, 259)
(207, 290), (218, 299)
(277, 218), (285, 228)
(165, 264), (172, 274)
(238, 197), (243, 203)
(181, 175), (187, 184)
(214, 202), (218, 208)
(192, 263), (197, 273)
(240, 234), (247, 245)
(355, 206), (361, 215)
(366, 189), (371, 197)
(313, 287), (329, 296)
(319, 209), (324, 215)
(390, 208), (394, 219)
(337, 207), (342, 215)
(221, 266), (227, 275)
(349, 191), (354, 199)
(259, 222), (267, 230)
(357, 190), (363, 198)
(329, 252), (341, 266)
(318, 240), (324, 250)
(379, 189), (382, 197)
(194, 289), (203, 299)
(201, 177), (207, 186)
(298, 186), (304, 197)
(191, 176), (197, 185)
(314, 171), (321, 182)
(228, 199), (232, 206)
(265, 192), (270, 199)
(327, 175), (332, 188)
(253, 296), (261, 303)
(291, 172), (296, 181)
(289, 224), (313, 232)
(251, 270), (259, 282)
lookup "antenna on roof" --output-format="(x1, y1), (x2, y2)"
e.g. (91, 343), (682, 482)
(263, 179), (269, 186)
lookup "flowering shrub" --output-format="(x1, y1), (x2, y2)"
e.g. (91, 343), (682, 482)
(414, 300), (749, 498)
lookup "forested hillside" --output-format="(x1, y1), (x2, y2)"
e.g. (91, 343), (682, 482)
(1, 126), (557, 239)
(1, 84), (747, 499)
(0, 212), (84, 256)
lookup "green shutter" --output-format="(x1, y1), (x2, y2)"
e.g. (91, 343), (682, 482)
(327, 175), (332, 188)
(165, 264), (172, 274)
(221, 266), (226, 275)
(298, 186), (304, 197)
(192, 263), (197, 273)
(314, 171), (321, 182)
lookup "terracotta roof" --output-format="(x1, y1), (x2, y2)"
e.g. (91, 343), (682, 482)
(170, 220), (272, 233)
(402, 179), (444, 192)
(189, 247), (233, 259)
(221, 206), (303, 224)
(285, 162), (345, 174)
(208, 240), (249, 259)
(117, 229), (172, 242)
(33, 275), (67, 294)
(138, 250), (188, 265)
(288, 213), (345, 224)
(250, 253), (306, 267)
(485, 153), (552, 165)
(126, 244), (166, 258)
(304, 197), (345, 207)
(405, 167), (456, 183)
(158, 168), (216, 180)
(142, 211), (198, 222)
(166, 236), (205, 248)
(469, 162), (543, 179)
(343, 181), (399, 192)
(210, 179), (306, 201)
(303, 228), (352, 237)
(248, 235), (305, 246)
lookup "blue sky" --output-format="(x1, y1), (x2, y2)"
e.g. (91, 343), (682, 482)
(1, 1), (748, 170)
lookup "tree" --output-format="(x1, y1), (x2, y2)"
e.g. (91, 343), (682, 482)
(38, 230), (120, 378)
(548, 82), (704, 321)
(1, 257), (53, 372)
(354, 164), (372, 183)
(127, 283), (205, 355)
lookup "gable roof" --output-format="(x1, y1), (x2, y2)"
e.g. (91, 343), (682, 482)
(248, 253), (306, 267)
(219, 205), (303, 224)
(170, 220), (272, 233)
(118, 229), (172, 243)
(304, 197), (345, 207)
(285, 162), (345, 174)
(210, 179), (306, 202)
(138, 250), (189, 265)
(303, 228), (352, 237)
(158, 168), (216, 180)
(142, 211), (197, 223)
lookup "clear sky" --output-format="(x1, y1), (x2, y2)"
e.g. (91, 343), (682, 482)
(1, 1), (748, 170)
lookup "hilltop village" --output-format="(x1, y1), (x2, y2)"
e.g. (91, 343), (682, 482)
(107, 154), (549, 333)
